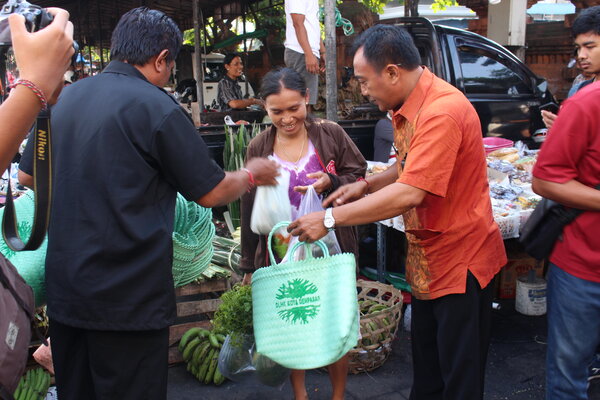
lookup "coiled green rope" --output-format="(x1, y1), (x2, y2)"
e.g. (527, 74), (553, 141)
(319, 7), (354, 36)
(172, 193), (215, 287)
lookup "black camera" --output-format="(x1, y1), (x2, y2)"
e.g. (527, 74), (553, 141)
(0, 0), (54, 47)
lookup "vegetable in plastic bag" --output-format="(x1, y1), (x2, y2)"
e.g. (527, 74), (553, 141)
(283, 185), (341, 262)
(250, 166), (292, 235)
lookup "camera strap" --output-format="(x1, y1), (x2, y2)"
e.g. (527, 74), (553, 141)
(2, 110), (52, 251)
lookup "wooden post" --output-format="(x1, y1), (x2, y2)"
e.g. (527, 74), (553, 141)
(324, 0), (337, 122)
(242, 3), (249, 96)
(193, 0), (205, 112)
(95, 0), (104, 69)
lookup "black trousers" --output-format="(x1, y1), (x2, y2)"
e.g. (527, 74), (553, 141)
(409, 272), (494, 400)
(49, 319), (169, 400)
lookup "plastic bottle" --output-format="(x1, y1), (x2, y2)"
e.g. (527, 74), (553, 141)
(403, 304), (412, 332)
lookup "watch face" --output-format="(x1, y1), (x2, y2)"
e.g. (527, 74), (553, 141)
(324, 217), (334, 229)
(324, 209), (335, 229)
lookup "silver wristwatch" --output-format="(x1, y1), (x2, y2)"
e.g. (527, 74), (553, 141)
(324, 208), (336, 231)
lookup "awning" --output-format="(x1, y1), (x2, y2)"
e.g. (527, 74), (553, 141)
(527, 2), (576, 15)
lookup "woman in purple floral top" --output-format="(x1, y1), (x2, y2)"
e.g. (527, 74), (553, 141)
(240, 68), (367, 400)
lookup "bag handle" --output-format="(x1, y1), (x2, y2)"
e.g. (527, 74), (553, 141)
(267, 221), (330, 266)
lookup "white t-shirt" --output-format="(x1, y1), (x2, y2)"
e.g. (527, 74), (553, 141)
(284, 0), (320, 58)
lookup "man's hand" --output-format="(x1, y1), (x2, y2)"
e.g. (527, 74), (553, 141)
(245, 157), (279, 186)
(541, 110), (557, 129)
(287, 211), (327, 243)
(322, 181), (368, 208)
(305, 53), (319, 74)
(9, 8), (74, 104)
(294, 171), (331, 194)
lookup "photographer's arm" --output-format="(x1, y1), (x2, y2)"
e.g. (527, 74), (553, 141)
(0, 86), (45, 171)
(0, 9), (73, 171)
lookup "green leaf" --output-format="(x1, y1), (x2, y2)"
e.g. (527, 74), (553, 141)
(212, 284), (254, 335)
(431, 0), (459, 12)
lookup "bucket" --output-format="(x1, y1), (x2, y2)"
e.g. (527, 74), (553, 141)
(483, 137), (514, 155)
(515, 276), (547, 316)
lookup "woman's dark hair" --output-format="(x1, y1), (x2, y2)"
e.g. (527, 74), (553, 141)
(572, 6), (600, 38)
(352, 24), (421, 72)
(224, 53), (240, 66)
(111, 7), (182, 66)
(260, 67), (307, 99)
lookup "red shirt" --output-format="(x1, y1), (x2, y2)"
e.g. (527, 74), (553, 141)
(533, 82), (600, 283)
(393, 68), (506, 300)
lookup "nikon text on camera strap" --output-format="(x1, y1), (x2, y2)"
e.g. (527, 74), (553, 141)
(2, 110), (51, 251)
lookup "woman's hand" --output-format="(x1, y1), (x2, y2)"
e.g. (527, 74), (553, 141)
(9, 8), (74, 104)
(242, 273), (253, 286)
(294, 171), (331, 194)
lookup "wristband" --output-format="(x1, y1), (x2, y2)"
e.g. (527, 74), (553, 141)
(241, 168), (255, 191)
(356, 177), (369, 192)
(9, 79), (48, 111)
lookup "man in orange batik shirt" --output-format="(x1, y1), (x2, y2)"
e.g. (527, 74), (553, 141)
(288, 24), (506, 400)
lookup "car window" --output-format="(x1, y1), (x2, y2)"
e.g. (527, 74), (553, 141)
(457, 45), (532, 96)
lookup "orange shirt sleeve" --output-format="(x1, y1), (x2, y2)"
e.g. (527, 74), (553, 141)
(398, 112), (462, 198)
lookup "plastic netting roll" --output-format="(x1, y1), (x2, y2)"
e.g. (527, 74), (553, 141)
(172, 193), (215, 287)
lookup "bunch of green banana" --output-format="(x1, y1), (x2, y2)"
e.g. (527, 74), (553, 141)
(358, 300), (396, 346)
(179, 327), (227, 385)
(12, 367), (51, 400)
(359, 300), (389, 316)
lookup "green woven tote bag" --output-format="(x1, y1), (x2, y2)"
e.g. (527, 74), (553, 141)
(251, 222), (359, 370)
(0, 191), (47, 307)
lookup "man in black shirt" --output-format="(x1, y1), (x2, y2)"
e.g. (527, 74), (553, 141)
(19, 8), (277, 400)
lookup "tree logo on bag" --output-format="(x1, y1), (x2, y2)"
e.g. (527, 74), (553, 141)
(275, 278), (321, 324)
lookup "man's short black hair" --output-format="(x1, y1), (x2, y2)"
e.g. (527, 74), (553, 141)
(110, 7), (182, 66)
(352, 24), (421, 72)
(572, 6), (600, 38)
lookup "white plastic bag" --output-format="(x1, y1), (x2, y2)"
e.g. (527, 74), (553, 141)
(283, 185), (342, 262)
(250, 167), (292, 235)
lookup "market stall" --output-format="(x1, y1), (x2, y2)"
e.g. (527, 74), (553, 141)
(369, 138), (543, 287)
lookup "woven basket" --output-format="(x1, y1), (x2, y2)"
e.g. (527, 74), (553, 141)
(348, 280), (403, 374)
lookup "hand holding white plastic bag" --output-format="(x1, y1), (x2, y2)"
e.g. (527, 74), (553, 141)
(283, 185), (341, 262)
(250, 166), (292, 235)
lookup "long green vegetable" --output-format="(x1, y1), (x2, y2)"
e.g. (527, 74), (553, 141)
(211, 235), (241, 275)
(222, 123), (262, 229)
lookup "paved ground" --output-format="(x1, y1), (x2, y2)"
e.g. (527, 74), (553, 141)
(167, 299), (600, 400)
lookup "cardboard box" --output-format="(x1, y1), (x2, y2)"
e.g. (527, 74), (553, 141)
(498, 248), (545, 299)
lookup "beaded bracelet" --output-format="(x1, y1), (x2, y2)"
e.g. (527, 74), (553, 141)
(241, 168), (255, 191)
(9, 79), (48, 111)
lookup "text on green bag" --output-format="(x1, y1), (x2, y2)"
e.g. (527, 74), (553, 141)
(275, 278), (321, 324)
